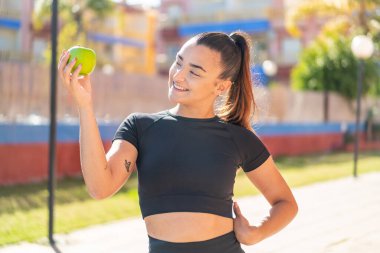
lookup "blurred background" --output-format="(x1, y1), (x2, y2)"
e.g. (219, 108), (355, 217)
(0, 0), (379, 248)
(0, 0), (378, 123)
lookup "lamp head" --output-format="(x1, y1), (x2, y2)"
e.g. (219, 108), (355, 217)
(262, 60), (278, 77)
(351, 35), (374, 59)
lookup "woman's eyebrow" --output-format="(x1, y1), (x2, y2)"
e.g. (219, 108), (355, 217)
(177, 54), (207, 73)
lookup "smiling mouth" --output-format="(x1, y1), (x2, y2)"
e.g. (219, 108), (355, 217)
(172, 82), (189, 91)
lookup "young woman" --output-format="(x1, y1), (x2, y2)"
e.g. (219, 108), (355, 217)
(58, 31), (298, 253)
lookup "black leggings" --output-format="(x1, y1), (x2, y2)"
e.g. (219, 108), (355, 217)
(148, 230), (245, 253)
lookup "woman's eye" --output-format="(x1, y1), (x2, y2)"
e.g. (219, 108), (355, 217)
(175, 61), (181, 66)
(190, 71), (200, 77)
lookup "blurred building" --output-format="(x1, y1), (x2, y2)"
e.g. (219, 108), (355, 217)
(0, 0), (34, 61)
(85, 2), (157, 74)
(0, 0), (334, 77)
(156, 0), (302, 84)
(0, 0), (157, 74)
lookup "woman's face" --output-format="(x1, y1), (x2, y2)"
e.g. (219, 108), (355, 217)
(167, 39), (226, 106)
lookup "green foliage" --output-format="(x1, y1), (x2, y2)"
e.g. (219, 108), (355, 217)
(288, 0), (380, 99)
(43, 22), (87, 65)
(85, 0), (113, 17)
(291, 33), (380, 99)
(1, 151), (379, 246)
(33, 0), (113, 64)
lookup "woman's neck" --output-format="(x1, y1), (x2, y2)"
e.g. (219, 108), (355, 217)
(169, 105), (216, 119)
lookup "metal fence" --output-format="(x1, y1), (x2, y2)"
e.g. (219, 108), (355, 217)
(1, 61), (380, 125)
(0, 61), (171, 124)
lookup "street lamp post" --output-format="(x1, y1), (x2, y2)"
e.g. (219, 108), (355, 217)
(350, 35), (374, 177)
(262, 60), (278, 85)
(48, 0), (61, 252)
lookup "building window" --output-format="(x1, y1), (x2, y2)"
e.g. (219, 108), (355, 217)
(281, 38), (301, 64)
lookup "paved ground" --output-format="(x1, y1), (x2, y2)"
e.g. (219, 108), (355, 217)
(1, 172), (380, 253)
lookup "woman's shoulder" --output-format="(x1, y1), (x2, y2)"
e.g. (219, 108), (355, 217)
(222, 120), (254, 134)
(126, 110), (169, 131)
(222, 121), (264, 146)
(131, 110), (167, 120)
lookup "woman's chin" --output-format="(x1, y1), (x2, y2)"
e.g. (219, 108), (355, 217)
(168, 95), (181, 104)
(168, 93), (188, 104)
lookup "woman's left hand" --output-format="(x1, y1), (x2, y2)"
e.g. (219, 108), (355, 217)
(233, 201), (262, 246)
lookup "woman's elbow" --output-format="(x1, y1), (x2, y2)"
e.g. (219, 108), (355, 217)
(87, 187), (112, 200)
(290, 198), (299, 218)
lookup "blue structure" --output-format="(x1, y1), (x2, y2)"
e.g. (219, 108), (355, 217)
(87, 32), (145, 48)
(0, 122), (364, 144)
(178, 19), (270, 37)
(252, 65), (269, 86)
(0, 17), (21, 30)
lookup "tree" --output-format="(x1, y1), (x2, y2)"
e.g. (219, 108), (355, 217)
(285, 0), (380, 37)
(291, 32), (378, 99)
(33, 0), (113, 64)
(286, 0), (380, 121)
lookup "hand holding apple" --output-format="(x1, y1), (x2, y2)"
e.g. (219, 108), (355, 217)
(66, 46), (97, 75)
(58, 47), (96, 109)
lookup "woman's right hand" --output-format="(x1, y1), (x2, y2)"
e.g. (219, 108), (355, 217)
(58, 50), (93, 109)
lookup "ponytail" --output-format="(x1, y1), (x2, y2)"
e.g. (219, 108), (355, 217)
(224, 32), (255, 130)
(196, 31), (256, 131)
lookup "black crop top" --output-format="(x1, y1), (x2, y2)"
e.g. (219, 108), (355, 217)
(112, 110), (270, 219)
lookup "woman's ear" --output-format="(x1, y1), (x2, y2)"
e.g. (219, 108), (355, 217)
(216, 80), (233, 95)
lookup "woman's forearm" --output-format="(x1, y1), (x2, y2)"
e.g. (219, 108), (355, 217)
(255, 200), (298, 242)
(78, 104), (112, 199)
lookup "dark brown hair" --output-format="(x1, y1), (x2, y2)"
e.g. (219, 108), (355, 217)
(195, 31), (256, 131)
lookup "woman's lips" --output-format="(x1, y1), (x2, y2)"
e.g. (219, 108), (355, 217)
(172, 82), (189, 92)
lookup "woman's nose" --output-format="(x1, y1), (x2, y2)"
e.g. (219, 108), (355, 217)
(173, 68), (185, 82)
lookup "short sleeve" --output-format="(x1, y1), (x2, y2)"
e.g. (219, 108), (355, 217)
(240, 131), (270, 172)
(112, 113), (139, 150)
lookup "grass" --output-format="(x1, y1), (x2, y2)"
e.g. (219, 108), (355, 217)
(234, 150), (380, 196)
(1, 150), (379, 246)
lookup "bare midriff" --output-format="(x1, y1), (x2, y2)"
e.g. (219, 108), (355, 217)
(144, 212), (234, 242)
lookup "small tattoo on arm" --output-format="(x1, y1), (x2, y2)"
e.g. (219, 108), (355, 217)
(124, 160), (131, 172)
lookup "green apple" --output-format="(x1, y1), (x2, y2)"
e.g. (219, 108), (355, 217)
(67, 46), (96, 75)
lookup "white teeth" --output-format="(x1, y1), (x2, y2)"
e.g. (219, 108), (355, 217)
(173, 83), (189, 91)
